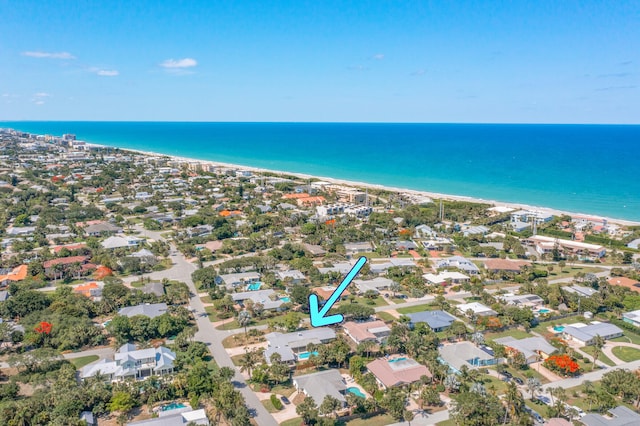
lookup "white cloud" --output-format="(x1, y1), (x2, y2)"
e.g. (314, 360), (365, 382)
(22, 51), (76, 59)
(89, 67), (119, 76)
(372, 54), (385, 60)
(97, 70), (119, 76)
(160, 58), (198, 69)
(31, 92), (51, 105)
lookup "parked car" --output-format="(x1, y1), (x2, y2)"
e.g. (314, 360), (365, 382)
(536, 395), (551, 405)
(281, 396), (290, 405)
(513, 377), (524, 385)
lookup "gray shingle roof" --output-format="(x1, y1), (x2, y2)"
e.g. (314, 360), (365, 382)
(407, 310), (457, 330)
(118, 302), (168, 319)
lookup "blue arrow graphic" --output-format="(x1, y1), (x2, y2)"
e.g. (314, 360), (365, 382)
(309, 256), (367, 327)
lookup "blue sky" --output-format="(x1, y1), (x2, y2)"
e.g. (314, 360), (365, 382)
(1, 0), (638, 123)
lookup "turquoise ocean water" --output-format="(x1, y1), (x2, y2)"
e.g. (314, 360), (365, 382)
(3, 122), (639, 221)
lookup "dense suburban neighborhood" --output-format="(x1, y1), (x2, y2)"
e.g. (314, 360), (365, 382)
(1, 128), (640, 426)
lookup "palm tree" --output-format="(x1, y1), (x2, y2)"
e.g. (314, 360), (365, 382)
(591, 334), (605, 370)
(526, 377), (542, 400)
(239, 348), (258, 378)
(237, 310), (251, 335)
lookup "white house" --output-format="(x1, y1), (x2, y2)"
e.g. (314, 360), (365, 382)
(81, 344), (176, 382)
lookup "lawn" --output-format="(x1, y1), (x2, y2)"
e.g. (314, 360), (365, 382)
(376, 312), (397, 322)
(612, 346), (640, 362)
(397, 303), (435, 314)
(480, 374), (509, 395)
(261, 399), (282, 413)
(215, 317), (269, 331)
(485, 329), (533, 340)
(222, 332), (265, 348)
(345, 414), (397, 426)
(581, 346), (615, 367)
(69, 355), (99, 369)
(436, 420), (456, 426)
(611, 332), (640, 346)
(280, 418), (303, 426)
(346, 295), (388, 308)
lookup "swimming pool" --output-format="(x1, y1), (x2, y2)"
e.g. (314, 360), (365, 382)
(538, 309), (551, 314)
(347, 387), (366, 398)
(161, 402), (186, 412)
(389, 357), (407, 363)
(297, 351), (319, 360)
(553, 325), (565, 332)
(246, 282), (262, 291)
(280, 297), (291, 303)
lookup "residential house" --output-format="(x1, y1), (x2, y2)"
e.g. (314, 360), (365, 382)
(500, 294), (545, 308)
(83, 222), (122, 236)
(407, 310), (457, 332)
(423, 271), (470, 286)
(73, 282), (103, 301)
(457, 302), (497, 317)
(510, 210), (554, 225)
(353, 277), (394, 294)
(344, 242), (373, 256)
(264, 328), (336, 365)
(127, 408), (209, 426)
(118, 303), (168, 319)
(525, 235), (605, 260)
(216, 272), (261, 288)
(101, 235), (144, 249)
(293, 370), (347, 408)
(462, 225), (489, 237)
(318, 262), (355, 275)
(435, 256), (479, 274)
(276, 269), (306, 284)
(438, 341), (497, 372)
(564, 285), (599, 298)
(0, 264), (27, 286)
(579, 406), (640, 426)
(140, 282), (165, 297)
(493, 336), (557, 364)
(343, 320), (391, 344)
(622, 310), (640, 328)
(43, 255), (91, 278)
(366, 355), (431, 389)
(81, 343), (176, 382)
(312, 286), (350, 303)
(231, 289), (284, 311)
(303, 243), (326, 257)
(562, 322), (623, 346)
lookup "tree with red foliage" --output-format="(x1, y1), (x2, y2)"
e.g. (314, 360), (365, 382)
(543, 354), (581, 377)
(34, 321), (52, 335)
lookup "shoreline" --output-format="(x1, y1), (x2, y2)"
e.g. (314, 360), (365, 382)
(90, 142), (640, 227)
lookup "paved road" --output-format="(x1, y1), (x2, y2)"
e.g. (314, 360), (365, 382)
(168, 247), (278, 426)
(541, 359), (640, 391)
(388, 408), (450, 426)
(62, 347), (114, 360)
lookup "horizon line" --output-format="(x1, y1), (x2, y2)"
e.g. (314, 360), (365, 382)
(2, 120), (640, 126)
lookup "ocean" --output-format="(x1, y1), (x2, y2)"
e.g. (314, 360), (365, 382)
(3, 121), (640, 221)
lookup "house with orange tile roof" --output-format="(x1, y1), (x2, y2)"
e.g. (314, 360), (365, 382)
(312, 286), (351, 302)
(366, 355), (431, 389)
(608, 276), (640, 293)
(343, 320), (391, 344)
(219, 210), (243, 217)
(0, 264), (28, 285)
(282, 193), (311, 199)
(296, 196), (326, 207)
(52, 242), (88, 254)
(73, 282), (103, 300)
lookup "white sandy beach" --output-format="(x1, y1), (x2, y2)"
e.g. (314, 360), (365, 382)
(91, 143), (640, 227)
